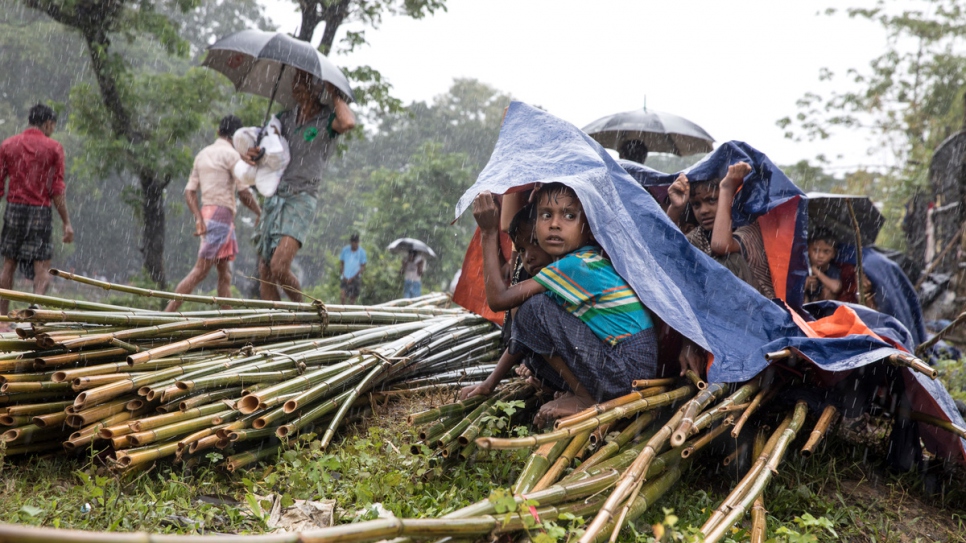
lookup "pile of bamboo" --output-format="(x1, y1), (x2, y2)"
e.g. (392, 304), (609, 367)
(0, 271), (500, 472)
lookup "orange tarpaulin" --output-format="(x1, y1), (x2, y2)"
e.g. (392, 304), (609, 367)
(452, 227), (513, 325)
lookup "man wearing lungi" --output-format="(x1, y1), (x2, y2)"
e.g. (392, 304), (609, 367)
(165, 115), (261, 312)
(0, 104), (74, 316)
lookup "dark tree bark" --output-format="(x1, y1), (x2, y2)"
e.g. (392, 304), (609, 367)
(297, 0), (351, 52)
(140, 175), (168, 287)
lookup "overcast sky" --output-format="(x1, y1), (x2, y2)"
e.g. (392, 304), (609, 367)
(259, 0), (892, 171)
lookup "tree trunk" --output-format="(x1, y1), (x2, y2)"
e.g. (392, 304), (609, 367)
(140, 176), (166, 288)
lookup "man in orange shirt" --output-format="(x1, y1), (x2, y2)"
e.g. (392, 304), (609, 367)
(0, 104), (74, 315)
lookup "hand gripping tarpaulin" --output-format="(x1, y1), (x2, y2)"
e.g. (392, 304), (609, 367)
(619, 142), (810, 310)
(453, 101), (965, 463)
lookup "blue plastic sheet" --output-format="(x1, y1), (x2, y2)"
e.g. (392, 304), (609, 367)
(455, 102), (965, 462)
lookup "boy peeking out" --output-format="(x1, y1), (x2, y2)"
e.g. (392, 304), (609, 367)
(461, 183), (659, 426)
(804, 229), (842, 303)
(666, 162), (776, 299)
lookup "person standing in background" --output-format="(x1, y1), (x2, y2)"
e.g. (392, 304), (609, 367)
(340, 233), (366, 304)
(0, 104), (74, 317)
(400, 250), (425, 298)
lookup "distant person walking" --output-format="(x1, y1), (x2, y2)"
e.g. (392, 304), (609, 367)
(400, 250), (425, 298)
(245, 69), (356, 302)
(0, 104), (74, 316)
(165, 115), (261, 312)
(340, 233), (366, 304)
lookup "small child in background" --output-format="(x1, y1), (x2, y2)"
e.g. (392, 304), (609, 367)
(804, 229), (842, 303)
(462, 183), (659, 426)
(666, 162), (776, 299)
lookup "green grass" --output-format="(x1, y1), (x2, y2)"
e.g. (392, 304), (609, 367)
(1, 394), (965, 541)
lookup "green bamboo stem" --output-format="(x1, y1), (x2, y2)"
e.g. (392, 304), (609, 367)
(570, 413), (656, 476)
(680, 417), (731, 459)
(910, 410), (966, 439)
(114, 439), (181, 469)
(127, 409), (235, 447)
(66, 409), (141, 450)
(229, 427), (277, 443)
(319, 362), (392, 449)
(0, 391), (73, 406)
(701, 413), (795, 532)
(436, 394), (506, 448)
(0, 371), (57, 383)
(479, 385), (695, 450)
(0, 414), (31, 426)
(532, 429), (592, 492)
(127, 330), (228, 365)
(257, 358), (373, 414)
(179, 387), (243, 412)
(277, 390), (354, 438)
(129, 402), (228, 432)
(72, 373), (145, 392)
(670, 382), (727, 447)
(702, 402), (808, 543)
(456, 389), (535, 447)
(512, 438), (570, 495)
(2, 423), (69, 445)
(554, 386), (668, 429)
(252, 403), (298, 430)
(1, 380), (71, 394)
(0, 287), (154, 313)
(3, 400), (72, 416)
(592, 466), (683, 543)
(73, 359), (226, 410)
(225, 442), (283, 472)
(176, 368), (303, 393)
(35, 348), (129, 369)
(801, 404), (839, 457)
(577, 406), (688, 543)
(66, 396), (134, 428)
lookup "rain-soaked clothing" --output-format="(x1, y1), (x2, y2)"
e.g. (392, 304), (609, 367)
(0, 203), (52, 279)
(532, 246), (653, 346)
(255, 186), (317, 261)
(0, 128), (65, 207)
(185, 138), (244, 215)
(198, 205), (238, 261)
(685, 227), (757, 289)
(509, 294), (658, 402)
(275, 108), (337, 198)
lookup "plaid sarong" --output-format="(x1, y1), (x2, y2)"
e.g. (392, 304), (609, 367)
(254, 186), (318, 262)
(0, 202), (52, 280)
(510, 294), (659, 402)
(198, 205), (237, 261)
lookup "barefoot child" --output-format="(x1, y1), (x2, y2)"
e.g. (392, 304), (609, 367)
(459, 203), (554, 400)
(466, 183), (659, 426)
(666, 162), (776, 299)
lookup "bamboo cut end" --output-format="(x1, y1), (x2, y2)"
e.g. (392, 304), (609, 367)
(236, 395), (262, 414)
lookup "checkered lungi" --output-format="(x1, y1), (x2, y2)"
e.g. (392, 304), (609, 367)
(509, 294), (658, 402)
(0, 202), (53, 280)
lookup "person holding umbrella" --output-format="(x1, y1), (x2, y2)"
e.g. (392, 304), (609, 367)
(399, 250), (425, 298)
(243, 68), (356, 301)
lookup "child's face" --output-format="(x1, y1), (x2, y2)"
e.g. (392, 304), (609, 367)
(514, 223), (553, 276)
(535, 190), (593, 256)
(808, 239), (836, 269)
(689, 183), (719, 232)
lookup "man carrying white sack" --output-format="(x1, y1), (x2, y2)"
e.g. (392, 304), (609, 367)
(165, 115), (261, 312)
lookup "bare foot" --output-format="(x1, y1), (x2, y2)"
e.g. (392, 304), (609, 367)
(533, 392), (596, 428)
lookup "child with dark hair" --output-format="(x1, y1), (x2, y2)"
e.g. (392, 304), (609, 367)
(666, 162), (776, 299)
(463, 183), (659, 426)
(804, 229), (842, 303)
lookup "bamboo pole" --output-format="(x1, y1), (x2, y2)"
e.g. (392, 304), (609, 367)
(916, 311), (966, 356)
(478, 385), (695, 450)
(888, 352), (937, 379)
(512, 438), (571, 494)
(554, 386), (667, 429)
(801, 404), (839, 457)
(670, 382), (727, 446)
(569, 413), (656, 477)
(531, 430), (591, 492)
(702, 402), (809, 543)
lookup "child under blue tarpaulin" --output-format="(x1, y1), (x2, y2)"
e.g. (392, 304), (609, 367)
(464, 182), (660, 426)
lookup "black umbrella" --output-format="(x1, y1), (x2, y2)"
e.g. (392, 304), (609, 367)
(582, 108), (714, 157)
(202, 30), (354, 133)
(806, 193), (884, 247)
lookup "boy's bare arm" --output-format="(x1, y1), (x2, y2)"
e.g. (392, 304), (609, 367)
(709, 162), (751, 256)
(459, 348), (523, 400)
(813, 268), (842, 299)
(238, 188), (261, 226)
(666, 174), (690, 228)
(474, 191), (547, 312)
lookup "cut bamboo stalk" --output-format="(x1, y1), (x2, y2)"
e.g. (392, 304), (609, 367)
(479, 385), (695, 450)
(671, 382), (727, 446)
(570, 413), (656, 476)
(801, 404), (839, 457)
(684, 369), (707, 390)
(4, 400), (72, 416)
(702, 402), (808, 543)
(749, 429), (768, 543)
(512, 438), (571, 494)
(532, 430), (592, 492)
(888, 352), (938, 379)
(910, 410), (966, 439)
(554, 386), (667, 429)
(66, 397), (136, 428)
(226, 443), (283, 472)
(680, 418), (731, 459)
(277, 391), (353, 438)
(32, 410), (69, 428)
(35, 348), (129, 369)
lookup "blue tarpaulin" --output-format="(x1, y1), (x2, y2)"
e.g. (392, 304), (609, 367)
(455, 102), (966, 463)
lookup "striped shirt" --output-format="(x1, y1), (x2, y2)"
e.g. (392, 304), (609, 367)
(534, 246), (653, 345)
